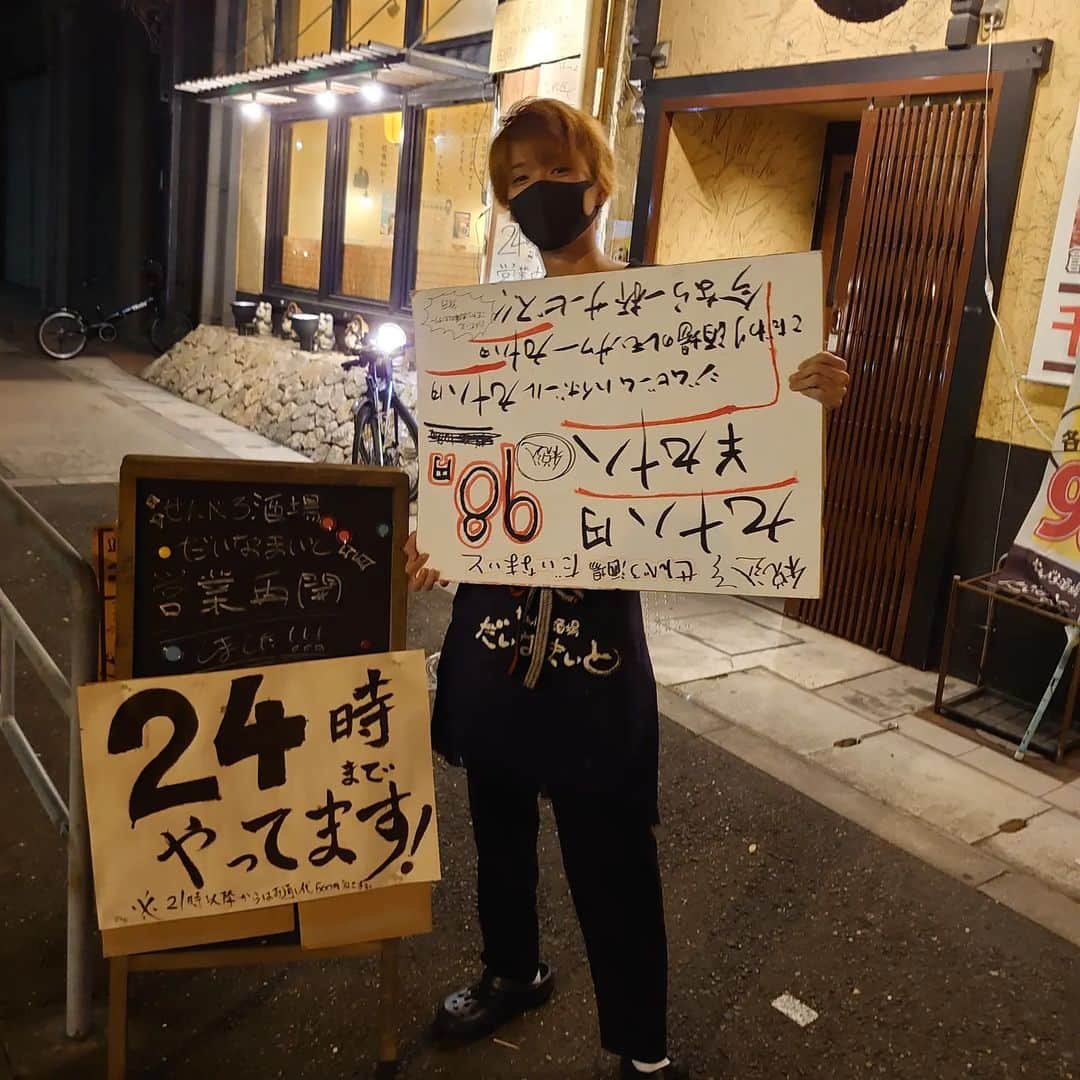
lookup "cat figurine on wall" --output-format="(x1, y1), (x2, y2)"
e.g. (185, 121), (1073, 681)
(281, 301), (300, 341)
(315, 313), (336, 352)
(343, 315), (369, 354)
(254, 301), (272, 335)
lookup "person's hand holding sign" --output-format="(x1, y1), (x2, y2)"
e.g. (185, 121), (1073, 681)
(405, 531), (447, 592)
(789, 351), (849, 410)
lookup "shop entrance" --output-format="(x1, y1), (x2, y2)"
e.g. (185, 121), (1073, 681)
(630, 42), (1050, 665)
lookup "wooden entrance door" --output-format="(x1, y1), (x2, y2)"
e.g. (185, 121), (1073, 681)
(788, 101), (987, 655)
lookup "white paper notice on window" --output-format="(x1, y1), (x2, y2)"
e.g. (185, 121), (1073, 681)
(414, 254), (825, 597)
(485, 210), (545, 285)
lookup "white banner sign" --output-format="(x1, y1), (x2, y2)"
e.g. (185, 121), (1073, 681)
(1000, 361), (1080, 614)
(1028, 103), (1080, 385)
(415, 254), (824, 596)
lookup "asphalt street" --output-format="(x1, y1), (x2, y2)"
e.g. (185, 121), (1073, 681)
(0, 481), (1077, 1079)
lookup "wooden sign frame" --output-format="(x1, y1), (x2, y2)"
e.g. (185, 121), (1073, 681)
(103, 455), (423, 1078)
(115, 455), (410, 681)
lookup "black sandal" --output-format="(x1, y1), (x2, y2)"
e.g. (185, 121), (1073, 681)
(433, 962), (556, 1043)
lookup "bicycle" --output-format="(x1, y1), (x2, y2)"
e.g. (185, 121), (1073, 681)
(36, 261), (193, 360)
(343, 322), (419, 501)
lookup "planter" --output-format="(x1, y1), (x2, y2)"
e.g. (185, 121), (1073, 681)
(291, 313), (319, 352)
(231, 300), (258, 336)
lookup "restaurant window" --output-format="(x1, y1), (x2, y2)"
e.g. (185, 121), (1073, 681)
(415, 101), (493, 291)
(280, 118), (329, 290)
(236, 115), (272, 293)
(422, 0), (497, 42)
(341, 112), (403, 302)
(348, 0), (406, 47)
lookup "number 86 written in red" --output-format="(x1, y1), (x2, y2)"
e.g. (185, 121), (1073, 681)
(455, 445), (543, 548)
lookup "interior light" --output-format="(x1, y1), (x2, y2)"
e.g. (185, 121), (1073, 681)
(316, 88), (338, 112)
(361, 78), (384, 104)
(241, 97), (265, 120)
(372, 321), (407, 354)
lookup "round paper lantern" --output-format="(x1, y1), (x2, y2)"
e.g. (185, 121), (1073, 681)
(814, 0), (909, 21)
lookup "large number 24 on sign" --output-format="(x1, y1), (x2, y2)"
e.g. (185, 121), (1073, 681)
(1035, 460), (1080, 549)
(108, 673), (306, 827)
(455, 445), (542, 547)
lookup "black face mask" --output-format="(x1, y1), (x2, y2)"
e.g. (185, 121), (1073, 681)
(509, 179), (598, 252)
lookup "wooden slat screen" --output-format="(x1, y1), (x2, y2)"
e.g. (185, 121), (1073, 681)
(789, 102), (986, 655)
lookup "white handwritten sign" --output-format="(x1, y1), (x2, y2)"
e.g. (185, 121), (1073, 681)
(489, 0), (586, 74)
(415, 254), (824, 595)
(78, 652), (439, 930)
(1028, 102), (1080, 385)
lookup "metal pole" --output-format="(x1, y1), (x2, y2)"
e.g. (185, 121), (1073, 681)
(1, 618), (12, 721)
(1015, 627), (1080, 761)
(0, 590), (71, 709)
(164, 0), (186, 317)
(935, 575), (960, 713)
(66, 571), (99, 1039)
(0, 479), (101, 1037)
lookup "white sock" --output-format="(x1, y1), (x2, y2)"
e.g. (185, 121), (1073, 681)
(531, 967), (543, 986)
(631, 1059), (671, 1074)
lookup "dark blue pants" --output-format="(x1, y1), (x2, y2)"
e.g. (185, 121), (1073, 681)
(467, 768), (669, 1062)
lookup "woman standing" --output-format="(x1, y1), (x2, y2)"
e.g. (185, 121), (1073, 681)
(405, 98), (849, 1079)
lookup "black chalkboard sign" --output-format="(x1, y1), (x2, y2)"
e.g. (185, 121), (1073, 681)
(116, 457), (409, 679)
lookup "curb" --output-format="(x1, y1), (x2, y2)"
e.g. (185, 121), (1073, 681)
(657, 686), (1080, 949)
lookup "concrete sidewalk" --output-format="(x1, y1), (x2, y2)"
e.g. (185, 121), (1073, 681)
(644, 591), (1080, 929)
(0, 346), (305, 487)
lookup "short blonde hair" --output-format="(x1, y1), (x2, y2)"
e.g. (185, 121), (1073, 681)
(488, 98), (616, 208)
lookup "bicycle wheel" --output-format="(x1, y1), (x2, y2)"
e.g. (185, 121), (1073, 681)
(150, 311), (193, 354)
(385, 399), (419, 501)
(37, 311), (87, 360)
(351, 403), (382, 467)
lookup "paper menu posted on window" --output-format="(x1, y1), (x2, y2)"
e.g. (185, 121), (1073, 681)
(489, 0), (587, 74)
(414, 253), (825, 597)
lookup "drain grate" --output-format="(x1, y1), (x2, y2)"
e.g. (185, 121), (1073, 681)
(997, 818), (1027, 834)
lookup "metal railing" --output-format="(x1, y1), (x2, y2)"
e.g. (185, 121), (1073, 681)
(0, 478), (99, 1038)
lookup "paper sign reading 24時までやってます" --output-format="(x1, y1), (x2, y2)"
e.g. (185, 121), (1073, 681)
(78, 651), (439, 931)
(414, 253), (824, 596)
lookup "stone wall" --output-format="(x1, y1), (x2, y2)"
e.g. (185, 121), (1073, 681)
(144, 325), (418, 464)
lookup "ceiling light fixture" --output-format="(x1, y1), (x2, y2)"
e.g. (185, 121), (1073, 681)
(360, 77), (384, 104)
(316, 82), (338, 112)
(241, 95), (265, 120)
